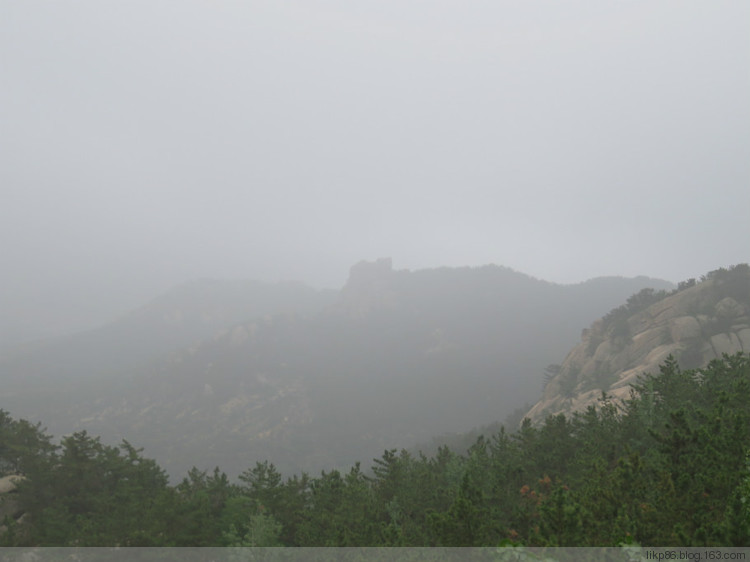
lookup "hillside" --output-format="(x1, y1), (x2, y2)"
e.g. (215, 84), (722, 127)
(0, 278), (336, 386)
(525, 264), (750, 423)
(1, 260), (672, 479)
(3, 352), (749, 546)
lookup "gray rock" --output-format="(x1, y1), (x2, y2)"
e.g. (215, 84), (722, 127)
(715, 297), (745, 319)
(737, 328), (750, 352)
(670, 316), (701, 342)
(709, 332), (744, 358)
(0, 475), (23, 494)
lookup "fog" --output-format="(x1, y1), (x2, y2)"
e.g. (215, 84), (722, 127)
(2, 1), (749, 343)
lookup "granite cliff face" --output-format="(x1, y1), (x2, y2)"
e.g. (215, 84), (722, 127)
(525, 265), (750, 424)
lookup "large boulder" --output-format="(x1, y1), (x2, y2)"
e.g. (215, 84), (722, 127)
(715, 297), (746, 319)
(670, 316), (701, 342)
(709, 332), (745, 356)
(0, 475), (23, 494)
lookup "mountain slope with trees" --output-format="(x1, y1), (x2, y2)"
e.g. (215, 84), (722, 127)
(527, 264), (750, 424)
(0, 278), (336, 386)
(1, 260), (673, 478)
(2, 352), (749, 546)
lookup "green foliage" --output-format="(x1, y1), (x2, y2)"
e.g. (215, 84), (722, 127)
(8, 430), (173, 546)
(677, 278), (696, 291)
(585, 333), (604, 355)
(223, 506), (282, 547)
(704, 263), (750, 301)
(238, 461), (283, 515)
(542, 364), (561, 389)
(3, 353), (750, 547)
(0, 410), (56, 476)
(679, 339), (705, 370)
(598, 287), (673, 348)
(691, 263), (750, 317)
(723, 450), (750, 545)
(558, 369), (579, 398)
(625, 288), (669, 312)
(172, 466), (235, 545)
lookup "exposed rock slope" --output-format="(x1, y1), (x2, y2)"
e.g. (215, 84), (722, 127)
(525, 264), (750, 424)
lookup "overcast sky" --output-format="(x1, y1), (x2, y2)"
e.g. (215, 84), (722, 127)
(2, 1), (749, 339)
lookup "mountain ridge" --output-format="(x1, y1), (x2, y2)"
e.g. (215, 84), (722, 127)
(2, 260), (675, 479)
(0, 278), (336, 385)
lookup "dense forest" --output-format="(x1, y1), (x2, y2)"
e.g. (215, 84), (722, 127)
(1, 353), (749, 547)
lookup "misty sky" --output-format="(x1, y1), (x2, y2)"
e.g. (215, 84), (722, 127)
(2, 2), (749, 340)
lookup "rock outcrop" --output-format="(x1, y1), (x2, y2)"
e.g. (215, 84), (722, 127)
(525, 265), (750, 424)
(337, 258), (400, 317)
(0, 474), (25, 536)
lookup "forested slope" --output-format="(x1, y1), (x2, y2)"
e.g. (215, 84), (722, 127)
(2, 353), (749, 546)
(1, 261), (672, 478)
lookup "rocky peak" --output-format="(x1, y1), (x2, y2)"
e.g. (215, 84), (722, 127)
(346, 257), (393, 285)
(525, 264), (750, 424)
(337, 258), (398, 317)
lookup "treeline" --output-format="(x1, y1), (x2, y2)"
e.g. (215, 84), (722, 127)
(599, 263), (749, 342)
(1, 353), (749, 546)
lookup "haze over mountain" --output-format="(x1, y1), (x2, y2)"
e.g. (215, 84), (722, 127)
(1, 1), (748, 547)
(1, 279), (336, 385)
(2, 263), (750, 548)
(2, 2), (748, 352)
(1, 260), (673, 479)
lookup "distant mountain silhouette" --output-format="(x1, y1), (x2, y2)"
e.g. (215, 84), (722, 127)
(1, 260), (673, 480)
(1, 278), (336, 385)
